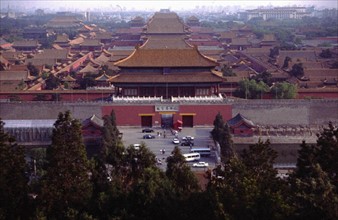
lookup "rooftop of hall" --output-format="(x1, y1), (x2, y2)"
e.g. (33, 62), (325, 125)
(140, 35), (192, 49)
(12, 40), (39, 47)
(114, 46), (218, 68)
(144, 12), (188, 34)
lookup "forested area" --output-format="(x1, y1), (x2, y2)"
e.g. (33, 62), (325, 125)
(0, 111), (337, 220)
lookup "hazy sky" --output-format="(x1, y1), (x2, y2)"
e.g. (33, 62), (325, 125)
(2, 0), (337, 11)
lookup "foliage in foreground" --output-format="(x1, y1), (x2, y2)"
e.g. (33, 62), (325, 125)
(0, 113), (337, 220)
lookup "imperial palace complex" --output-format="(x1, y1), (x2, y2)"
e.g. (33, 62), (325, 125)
(105, 11), (230, 128)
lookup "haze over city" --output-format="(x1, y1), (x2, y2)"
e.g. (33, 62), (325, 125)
(2, 0), (338, 12)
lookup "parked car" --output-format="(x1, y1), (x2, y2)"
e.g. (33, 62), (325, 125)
(192, 162), (209, 168)
(182, 136), (194, 141)
(172, 138), (180, 144)
(181, 141), (194, 146)
(143, 134), (155, 139)
(142, 128), (154, 133)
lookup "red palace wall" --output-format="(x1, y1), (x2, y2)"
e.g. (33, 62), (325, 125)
(102, 104), (232, 127)
(0, 91), (112, 102)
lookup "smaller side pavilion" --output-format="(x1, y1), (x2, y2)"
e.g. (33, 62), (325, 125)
(81, 114), (104, 156)
(227, 113), (256, 136)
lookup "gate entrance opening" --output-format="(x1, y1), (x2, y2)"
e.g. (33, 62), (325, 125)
(161, 114), (173, 128)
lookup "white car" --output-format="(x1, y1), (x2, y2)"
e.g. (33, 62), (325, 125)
(192, 162), (209, 168)
(182, 136), (194, 141)
(172, 138), (180, 144)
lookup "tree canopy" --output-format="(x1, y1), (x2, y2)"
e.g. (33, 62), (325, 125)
(271, 82), (297, 99)
(234, 78), (269, 99)
(40, 111), (92, 219)
(0, 119), (29, 219)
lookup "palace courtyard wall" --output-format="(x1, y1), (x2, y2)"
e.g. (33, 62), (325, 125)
(0, 99), (337, 126)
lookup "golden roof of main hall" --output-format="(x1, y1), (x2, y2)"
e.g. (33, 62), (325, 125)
(114, 46), (218, 68)
(140, 35), (192, 49)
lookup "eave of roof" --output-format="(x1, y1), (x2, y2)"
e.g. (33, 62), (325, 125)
(108, 71), (224, 83)
(114, 47), (218, 68)
(227, 113), (255, 128)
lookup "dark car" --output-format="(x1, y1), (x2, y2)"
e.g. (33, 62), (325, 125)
(181, 141), (194, 146)
(142, 128), (154, 133)
(143, 134), (155, 139)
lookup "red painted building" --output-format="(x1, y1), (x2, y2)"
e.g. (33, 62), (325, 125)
(82, 114), (104, 155)
(102, 104), (232, 128)
(227, 113), (256, 136)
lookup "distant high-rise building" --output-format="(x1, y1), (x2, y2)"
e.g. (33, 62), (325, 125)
(239, 7), (313, 21)
(85, 11), (90, 22)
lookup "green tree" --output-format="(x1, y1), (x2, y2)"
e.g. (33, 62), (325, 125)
(221, 64), (236, 77)
(252, 71), (272, 85)
(211, 112), (225, 143)
(123, 143), (157, 186)
(99, 65), (116, 76)
(282, 56), (292, 69)
(315, 122), (338, 186)
(27, 62), (40, 76)
(319, 49), (332, 58)
(289, 123), (338, 219)
(0, 119), (29, 219)
(290, 63), (304, 78)
(166, 146), (200, 195)
(40, 111), (92, 219)
(241, 139), (278, 181)
(78, 76), (97, 90)
(292, 164), (338, 219)
(127, 167), (175, 219)
(271, 82), (297, 99)
(269, 46), (280, 58)
(101, 110), (125, 179)
(234, 79), (269, 99)
(211, 113), (234, 162)
(208, 140), (292, 219)
(45, 74), (60, 90)
(17, 79), (26, 90)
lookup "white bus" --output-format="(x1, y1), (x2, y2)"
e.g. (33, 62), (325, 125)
(183, 153), (201, 162)
(190, 147), (211, 157)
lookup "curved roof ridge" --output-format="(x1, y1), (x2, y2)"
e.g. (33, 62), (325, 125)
(227, 113), (255, 128)
(194, 45), (218, 63)
(113, 47), (138, 66)
(114, 47), (218, 67)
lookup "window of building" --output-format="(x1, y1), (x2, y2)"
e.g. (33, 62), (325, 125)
(196, 88), (209, 96)
(124, 88), (137, 96)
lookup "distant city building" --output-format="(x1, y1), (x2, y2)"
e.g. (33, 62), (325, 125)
(186, 16), (200, 27)
(240, 7), (313, 21)
(35, 9), (44, 16)
(46, 14), (83, 33)
(129, 16), (145, 27)
(85, 11), (90, 22)
(22, 27), (48, 40)
(314, 8), (337, 19)
(12, 40), (40, 52)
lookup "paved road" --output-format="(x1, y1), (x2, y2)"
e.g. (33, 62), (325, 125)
(118, 127), (217, 170)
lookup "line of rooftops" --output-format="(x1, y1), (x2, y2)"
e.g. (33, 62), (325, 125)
(1, 10), (337, 96)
